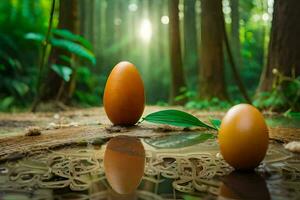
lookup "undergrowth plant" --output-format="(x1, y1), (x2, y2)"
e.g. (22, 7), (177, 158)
(254, 69), (300, 113)
(25, 29), (96, 104)
(175, 87), (233, 110)
(24, 0), (96, 110)
(0, 1), (48, 111)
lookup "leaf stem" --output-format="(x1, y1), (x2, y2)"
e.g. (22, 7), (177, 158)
(31, 0), (56, 112)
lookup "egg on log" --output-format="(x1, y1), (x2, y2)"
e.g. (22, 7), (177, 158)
(104, 136), (145, 194)
(218, 104), (269, 170)
(103, 61), (145, 126)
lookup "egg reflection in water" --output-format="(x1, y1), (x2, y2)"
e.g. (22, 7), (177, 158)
(104, 136), (145, 195)
(218, 171), (270, 200)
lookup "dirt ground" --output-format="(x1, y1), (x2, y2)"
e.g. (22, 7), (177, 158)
(0, 106), (299, 162)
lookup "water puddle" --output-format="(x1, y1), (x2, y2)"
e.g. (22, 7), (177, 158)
(0, 136), (299, 200)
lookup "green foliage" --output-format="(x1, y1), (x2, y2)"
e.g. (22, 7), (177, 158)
(52, 29), (93, 50)
(0, 0), (50, 111)
(142, 109), (217, 130)
(224, 0), (270, 101)
(59, 55), (71, 63)
(25, 29), (96, 106)
(0, 1), (99, 111)
(51, 38), (95, 65)
(266, 114), (300, 128)
(254, 91), (283, 109)
(1, 0), (294, 113)
(284, 111), (300, 119)
(74, 66), (102, 106)
(0, 97), (15, 111)
(24, 32), (44, 41)
(175, 88), (233, 110)
(51, 64), (72, 82)
(185, 98), (232, 111)
(0, 37), (32, 110)
(144, 132), (215, 149)
(254, 72), (300, 111)
(11, 80), (29, 96)
(155, 101), (169, 106)
(174, 87), (196, 102)
(25, 31), (96, 65)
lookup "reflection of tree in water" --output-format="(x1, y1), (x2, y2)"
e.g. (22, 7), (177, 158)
(0, 141), (299, 199)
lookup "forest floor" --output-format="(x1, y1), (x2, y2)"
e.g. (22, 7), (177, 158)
(0, 106), (299, 162)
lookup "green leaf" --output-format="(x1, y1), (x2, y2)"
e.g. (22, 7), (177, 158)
(50, 38), (96, 65)
(283, 111), (300, 119)
(24, 32), (45, 42)
(142, 109), (217, 130)
(11, 81), (29, 96)
(0, 33), (18, 52)
(59, 55), (72, 63)
(0, 96), (14, 110)
(51, 64), (72, 82)
(144, 132), (214, 149)
(52, 29), (93, 50)
(209, 119), (221, 130)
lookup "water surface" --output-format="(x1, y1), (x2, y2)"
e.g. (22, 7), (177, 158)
(0, 135), (299, 200)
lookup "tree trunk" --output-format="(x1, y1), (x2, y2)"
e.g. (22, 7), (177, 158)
(114, 0), (122, 58)
(169, 0), (186, 105)
(103, 0), (116, 70)
(184, 0), (198, 89)
(258, 0), (300, 92)
(92, 0), (101, 72)
(40, 0), (80, 103)
(199, 0), (227, 100)
(230, 0), (241, 68)
(148, 0), (162, 103)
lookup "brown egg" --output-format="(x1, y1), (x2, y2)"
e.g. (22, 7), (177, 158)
(104, 136), (145, 194)
(103, 61), (145, 126)
(218, 104), (269, 170)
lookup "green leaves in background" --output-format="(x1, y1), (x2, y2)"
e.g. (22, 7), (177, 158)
(284, 111), (300, 119)
(144, 132), (215, 149)
(142, 109), (217, 130)
(51, 38), (95, 65)
(52, 29), (93, 51)
(11, 80), (29, 96)
(59, 55), (72, 63)
(0, 96), (14, 111)
(51, 64), (72, 82)
(25, 30), (96, 65)
(24, 32), (45, 42)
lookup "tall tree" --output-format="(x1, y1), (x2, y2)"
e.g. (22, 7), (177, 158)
(39, 0), (80, 103)
(199, 0), (227, 99)
(169, 0), (186, 104)
(80, 0), (93, 42)
(148, 0), (163, 103)
(230, 0), (241, 68)
(258, 0), (300, 92)
(92, 0), (101, 73)
(105, 0), (115, 54)
(184, 0), (198, 88)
